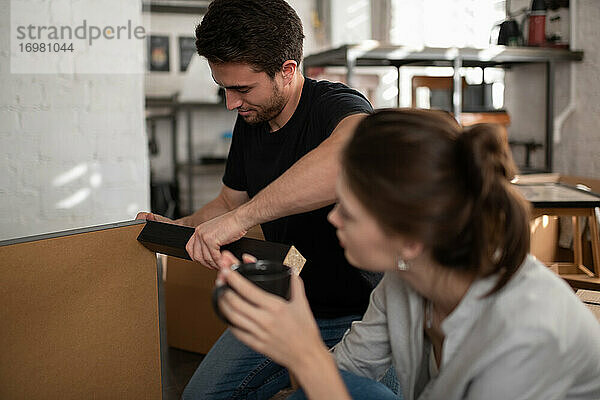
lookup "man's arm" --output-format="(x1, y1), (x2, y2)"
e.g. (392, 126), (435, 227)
(186, 113), (367, 268)
(136, 185), (248, 227)
(178, 185), (249, 227)
(236, 113), (366, 226)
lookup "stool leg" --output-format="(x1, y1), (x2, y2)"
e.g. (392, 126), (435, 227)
(573, 216), (583, 267)
(574, 215), (595, 277)
(589, 209), (600, 277)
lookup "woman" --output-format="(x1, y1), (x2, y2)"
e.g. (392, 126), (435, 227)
(215, 109), (600, 399)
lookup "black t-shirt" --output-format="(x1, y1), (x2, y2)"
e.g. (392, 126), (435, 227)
(223, 77), (376, 318)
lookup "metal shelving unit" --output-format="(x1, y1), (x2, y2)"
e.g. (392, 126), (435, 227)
(304, 44), (584, 172)
(146, 96), (227, 215)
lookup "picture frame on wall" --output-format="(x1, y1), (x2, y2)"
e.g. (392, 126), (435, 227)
(148, 35), (170, 72)
(179, 36), (197, 72)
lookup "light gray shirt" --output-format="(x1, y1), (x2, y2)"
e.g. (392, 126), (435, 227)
(334, 255), (600, 399)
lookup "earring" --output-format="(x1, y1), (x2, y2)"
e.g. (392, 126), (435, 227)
(397, 256), (409, 271)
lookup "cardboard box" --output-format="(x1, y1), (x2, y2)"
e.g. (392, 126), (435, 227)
(164, 256), (227, 354)
(0, 221), (162, 399)
(145, 224), (307, 354)
(163, 225), (267, 353)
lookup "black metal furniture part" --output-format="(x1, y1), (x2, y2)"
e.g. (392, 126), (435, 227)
(146, 96), (226, 215)
(137, 220), (297, 262)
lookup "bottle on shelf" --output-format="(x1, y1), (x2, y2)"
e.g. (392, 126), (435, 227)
(527, 0), (547, 46)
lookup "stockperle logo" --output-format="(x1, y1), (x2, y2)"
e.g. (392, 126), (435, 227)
(11, 0), (148, 74)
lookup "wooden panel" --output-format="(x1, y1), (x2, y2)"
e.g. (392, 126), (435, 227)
(165, 256), (227, 354)
(0, 222), (162, 399)
(411, 76), (467, 108)
(460, 112), (511, 127)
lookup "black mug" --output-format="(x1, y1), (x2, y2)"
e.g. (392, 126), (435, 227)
(212, 260), (292, 325)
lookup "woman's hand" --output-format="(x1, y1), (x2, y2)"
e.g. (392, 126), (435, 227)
(216, 251), (327, 369)
(216, 251), (352, 399)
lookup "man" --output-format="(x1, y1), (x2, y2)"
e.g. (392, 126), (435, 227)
(138, 0), (378, 398)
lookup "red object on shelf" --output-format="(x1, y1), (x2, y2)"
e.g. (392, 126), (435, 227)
(527, 0), (547, 46)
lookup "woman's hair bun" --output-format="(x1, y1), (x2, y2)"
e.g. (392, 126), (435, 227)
(458, 124), (518, 199)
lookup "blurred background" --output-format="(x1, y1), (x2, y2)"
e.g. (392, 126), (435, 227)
(1, 0), (598, 241)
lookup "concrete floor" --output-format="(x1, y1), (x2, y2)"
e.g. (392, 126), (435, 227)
(162, 346), (204, 400)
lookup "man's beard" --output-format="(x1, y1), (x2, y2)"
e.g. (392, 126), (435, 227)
(240, 84), (287, 125)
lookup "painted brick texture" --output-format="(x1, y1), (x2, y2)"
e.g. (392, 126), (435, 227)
(0, 0), (149, 240)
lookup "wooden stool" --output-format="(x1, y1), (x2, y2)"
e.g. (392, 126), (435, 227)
(516, 181), (600, 290)
(533, 208), (600, 278)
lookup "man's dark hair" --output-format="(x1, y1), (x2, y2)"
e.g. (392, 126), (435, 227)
(195, 0), (305, 77)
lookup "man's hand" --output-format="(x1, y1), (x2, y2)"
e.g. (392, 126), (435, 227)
(185, 209), (249, 269)
(135, 211), (177, 224)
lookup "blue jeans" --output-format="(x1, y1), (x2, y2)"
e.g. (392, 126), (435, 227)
(288, 369), (402, 400)
(182, 314), (362, 400)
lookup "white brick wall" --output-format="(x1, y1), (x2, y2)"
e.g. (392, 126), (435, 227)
(560, 0), (600, 177)
(0, 0), (149, 241)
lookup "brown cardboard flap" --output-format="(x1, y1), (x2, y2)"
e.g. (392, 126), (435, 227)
(0, 221), (162, 399)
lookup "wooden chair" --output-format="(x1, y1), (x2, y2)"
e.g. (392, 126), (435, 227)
(411, 75), (466, 109)
(411, 75), (510, 141)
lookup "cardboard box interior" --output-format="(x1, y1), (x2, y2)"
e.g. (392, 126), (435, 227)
(165, 256), (227, 354)
(0, 221), (162, 400)
(164, 225), (265, 354)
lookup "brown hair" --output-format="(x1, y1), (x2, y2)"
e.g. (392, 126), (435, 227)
(342, 109), (530, 294)
(195, 0), (304, 78)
